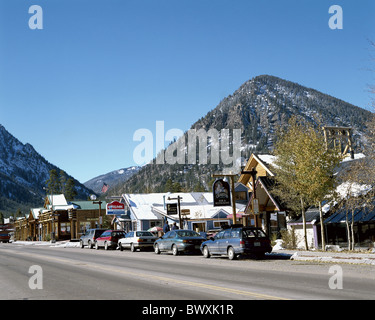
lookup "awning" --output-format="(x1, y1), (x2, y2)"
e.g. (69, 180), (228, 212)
(227, 212), (246, 219)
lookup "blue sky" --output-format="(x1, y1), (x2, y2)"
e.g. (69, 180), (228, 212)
(0, 0), (374, 183)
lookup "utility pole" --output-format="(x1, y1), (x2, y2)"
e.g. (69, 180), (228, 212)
(168, 196), (183, 228)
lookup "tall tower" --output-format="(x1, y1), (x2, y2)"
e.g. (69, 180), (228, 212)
(322, 126), (354, 159)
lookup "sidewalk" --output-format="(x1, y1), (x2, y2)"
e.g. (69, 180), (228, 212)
(273, 249), (375, 266)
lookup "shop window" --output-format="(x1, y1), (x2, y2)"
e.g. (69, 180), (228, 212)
(213, 221), (229, 228)
(60, 223), (71, 235)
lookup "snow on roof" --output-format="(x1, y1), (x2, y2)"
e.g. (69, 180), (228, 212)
(47, 194), (68, 206)
(336, 181), (372, 199)
(31, 208), (43, 219)
(257, 154), (277, 166)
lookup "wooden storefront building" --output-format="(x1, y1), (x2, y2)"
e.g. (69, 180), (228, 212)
(14, 194), (110, 242)
(238, 153), (287, 236)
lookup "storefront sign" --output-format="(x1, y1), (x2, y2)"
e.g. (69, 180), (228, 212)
(213, 179), (231, 207)
(167, 203), (178, 215)
(106, 201), (125, 216)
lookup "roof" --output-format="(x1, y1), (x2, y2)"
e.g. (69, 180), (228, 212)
(288, 207), (321, 224)
(248, 176), (283, 212)
(46, 194), (68, 206)
(30, 208), (43, 220)
(324, 206), (375, 224)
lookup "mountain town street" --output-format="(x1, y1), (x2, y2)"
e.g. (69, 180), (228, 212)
(1, 242), (374, 301)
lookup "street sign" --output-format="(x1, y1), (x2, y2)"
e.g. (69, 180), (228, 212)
(213, 179), (231, 207)
(106, 201), (125, 216)
(167, 203), (178, 215)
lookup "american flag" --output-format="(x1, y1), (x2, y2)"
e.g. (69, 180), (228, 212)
(101, 183), (109, 193)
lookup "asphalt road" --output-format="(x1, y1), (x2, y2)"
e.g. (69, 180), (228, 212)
(0, 242), (374, 301)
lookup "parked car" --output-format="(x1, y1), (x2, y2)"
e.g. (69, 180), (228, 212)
(118, 231), (158, 252)
(0, 232), (10, 243)
(200, 225), (272, 260)
(94, 230), (126, 250)
(154, 230), (206, 256)
(80, 228), (106, 249)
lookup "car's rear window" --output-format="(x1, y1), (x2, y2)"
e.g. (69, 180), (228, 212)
(111, 231), (125, 238)
(177, 231), (201, 237)
(242, 229), (267, 238)
(136, 231), (154, 237)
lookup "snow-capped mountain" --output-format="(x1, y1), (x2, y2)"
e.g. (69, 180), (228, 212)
(84, 166), (141, 194)
(0, 125), (94, 215)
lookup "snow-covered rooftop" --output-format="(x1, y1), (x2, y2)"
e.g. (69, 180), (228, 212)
(122, 192), (234, 221)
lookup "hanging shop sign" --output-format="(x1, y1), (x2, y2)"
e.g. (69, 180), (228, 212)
(213, 179), (231, 207)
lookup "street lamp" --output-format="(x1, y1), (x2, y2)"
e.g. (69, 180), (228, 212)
(90, 194), (102, 228)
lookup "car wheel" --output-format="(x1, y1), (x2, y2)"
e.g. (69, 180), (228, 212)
(203, 246), (210, 258)
(130, 243), (136, 252)
(228, 247), (236, 260)
(154, 244), (161, 254)
(95, 241), (99, 250)
(172, 244), (179, 256)
(80, 240), (84, 249)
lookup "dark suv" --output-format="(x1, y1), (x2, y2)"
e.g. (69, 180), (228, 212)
(200, 224), (272, 260)
(80, 228), (106, 249)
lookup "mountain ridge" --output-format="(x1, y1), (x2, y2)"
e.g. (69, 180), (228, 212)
(107, 74), (373, 195)
(84, 166), (141, 194)
(0, 125), (95, 216)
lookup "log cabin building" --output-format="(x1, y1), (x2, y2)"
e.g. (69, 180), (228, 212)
(14, 195), (110, 241)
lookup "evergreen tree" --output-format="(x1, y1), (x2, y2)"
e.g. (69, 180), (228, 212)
(59, 170), (67, 195)
(164, 179), (174, 193)
(65, 178), (77, 201)
(46, 169), (61, 194)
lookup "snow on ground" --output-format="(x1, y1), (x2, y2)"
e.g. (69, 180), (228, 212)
(10, 241), (81, 248)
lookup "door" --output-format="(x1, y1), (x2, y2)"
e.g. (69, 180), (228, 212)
(125, 232), (134, 248)
(219, 229), (233, 254)
(166, 231), (176, 250)
(159, 231), (171, 250)
(99, 231), (110, 246)
(209, 230), (225, 254)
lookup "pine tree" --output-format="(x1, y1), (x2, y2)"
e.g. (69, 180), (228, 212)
(65, 178), (77, 201)
(164, 179), (174, 193)
(46, 169), (61, 194)
(59, 170), (67, 195)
